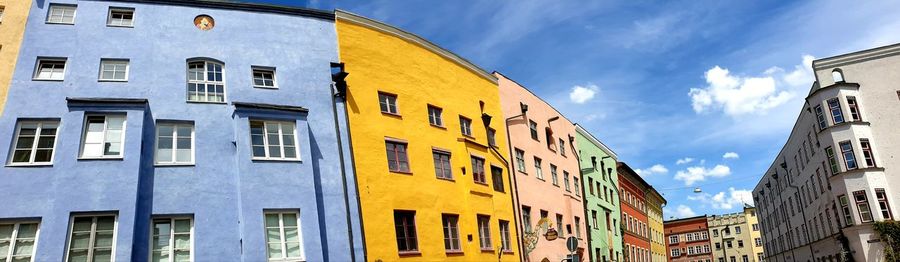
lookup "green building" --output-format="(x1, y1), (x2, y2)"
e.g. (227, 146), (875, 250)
(576, 124), (624, 261)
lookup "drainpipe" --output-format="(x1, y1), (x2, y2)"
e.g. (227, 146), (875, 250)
(505, 102), (528, 262)
(330, 62), (365, 261)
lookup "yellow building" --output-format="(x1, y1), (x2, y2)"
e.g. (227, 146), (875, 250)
(646, 188), (666, 261)
(336, 10), (519, 262)
(744, 207), (764, 262)
(0, 0), (31, 115)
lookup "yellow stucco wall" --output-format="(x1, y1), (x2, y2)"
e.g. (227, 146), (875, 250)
(336, 12), (519, 262)
(646, 193), (666, 261)
(0, 0), (31, 115)
(745, 207), (764, 261)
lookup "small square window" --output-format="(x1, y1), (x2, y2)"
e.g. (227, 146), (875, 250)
(378, 92), (398, 115)
(34, 58), (67, 81)
(459, 116), (472, 137)
(427, 105), (443, 127)
(252, 67), (277, 89)
(99, 59), (129, 81)
(107, 8), (134, 27)
(47, 4), (77, 24)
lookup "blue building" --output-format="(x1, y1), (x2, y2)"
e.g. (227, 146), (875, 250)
(0, 1), (364, 261)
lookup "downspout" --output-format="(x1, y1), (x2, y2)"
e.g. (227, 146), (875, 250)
(504, 102), (528, 262)
(330, 63), (366, 261)
(574, 138), (594, 262)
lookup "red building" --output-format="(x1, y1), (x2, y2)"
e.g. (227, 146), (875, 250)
(664, 216), (713, 262)
(617, 162), (652, 262)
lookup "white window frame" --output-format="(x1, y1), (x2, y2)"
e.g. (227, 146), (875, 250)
(377, 92), (398, 115)
(7, 120), (59, 166)
(0, 6), (5, 23)
(459, 116), (472, 136)
(98, 59), (130, 82)
(154, 122), (195, 165)
(46, 4), (76, 24)
(106, 7), (134, 27)
(186, 60), (226, 103)
(264, 211), (306, 262)
(64, 214), (118, 262)
(477, 215), (492, 250)
(0, 220), (41, 262)
(149, 217), (193, 262)
(33, 58), (67, 81)
(251, 66), (278, 89)
(427, 105), (443, 127)
(79, 114), (127, 159)
(250, 120), (300, 161)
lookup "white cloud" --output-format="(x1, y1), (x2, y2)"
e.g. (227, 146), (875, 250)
(635, 164), (668, 177)
(688, 55), (814, 117)
(674, 164), (731, 186)
(722, 152), (739, 159)
(669, 205), (697, 219)
(688, 187), (754, 210)
(569, 84), (598, 104)
(676, 158), (694, 165)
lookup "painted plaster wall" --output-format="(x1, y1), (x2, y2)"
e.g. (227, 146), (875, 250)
(0, 0), (31, 115)
(575, 126), (624, 261)
(745, 207), (765, 261)
(618, 164), (651, 260)
(336, 16), (519, 262)
(645, 194), (665, 261)
(665, 217), (713, 262)
(708, 213), (756, 261)
(496, 73), (586, 262)
(0, 1), (362, 261)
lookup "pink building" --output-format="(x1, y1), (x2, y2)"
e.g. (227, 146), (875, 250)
(497, 72), (587, 261)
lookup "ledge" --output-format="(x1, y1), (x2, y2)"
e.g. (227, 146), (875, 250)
(806, 82), (860, 100)
(829, 166), (885, 179)
(233, 101), (308, 113)
(817, 120), (870, 134)
(67, 97), (148, 104)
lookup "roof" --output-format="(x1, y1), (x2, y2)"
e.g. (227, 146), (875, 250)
(617, 162), (653, 190)
(232, 101), (309, 113)
(495, 72), (579, 131)
(335, 10), (497, 84)
(574, 124), (618, 160)
(66, 97), (148, 104)
(97, 0), (334, 20)
(664, 215), (708, 224)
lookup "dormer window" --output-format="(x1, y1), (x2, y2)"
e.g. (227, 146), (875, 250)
(832, 69), (844, 83)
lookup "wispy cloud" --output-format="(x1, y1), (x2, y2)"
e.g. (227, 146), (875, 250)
(676, 158), (694, 165)
(635, 164), (669, 177)
(722, 152), (739, 159)
(674, 164), (731, 186)
(688, 187), (753, 210)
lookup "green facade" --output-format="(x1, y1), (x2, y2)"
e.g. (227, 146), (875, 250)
(575, 124), (624, 261)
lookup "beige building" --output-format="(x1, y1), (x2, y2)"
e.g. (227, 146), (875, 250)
(708, 206), (764, 262)
(753, 43), (900, 261)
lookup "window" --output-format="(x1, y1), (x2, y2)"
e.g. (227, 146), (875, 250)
(839, 195), (854, 225)
(65, 214), (116, 262)
(827, 98), (844, 124)
(589, 178), (595, 195)
(471, 156), (486, 184)
(814, 105), (827, 130)
(522, 206), (532, 233)
(47, 4), (76, 24)
(755, 237), (762, 247)
(155, 122), (194, 165)
(669, 235), (678, 244)
(671, 248), (680, 257)
(433, 150), (452, 179)
(487, 128), (496, 147)
(832, 69), (844, 82)
(491, 166), (504, 192)
(151, 217), (192, 262)
(107, 8), (134, 27)
(477, 215), (492, 250)
(0, 7), (4, 23)
(876, 189), (893, 220)
(378, 92), (398, 114)
(563, 172), (571, 192)
(735, 226), (741, 234)
(826, 147), (839, 174)
(99, 59), (129, 81)
(556, 214), (564, 237)
(394, 210), (418, 253)
(80, 115), (126, 158)
(514, 149), (526, 173)
(33, 58), (66, 80)
(534, 157), (543, 179)
(839, 141), (857, 170)
(9, 120), (58, 165)
(441, 214), (461, 252)
(250, 120), (299, 160)
(752, 223), (759, 231)
(528, 120), (538, 141)
(550, 164), (559, 186)
(854, 191), (873, 222)
(0, 221), (39, 262)
(499, 220), (512, 252)
(591, 211), (598, 229)
(427, 105), (442, 127)
(459, 116), (472, 136)
(846, 96), (861, 121)
(573, 175), (580, 196)
(252, 67), (277, 89)
(559, 138), (566, 156)
(860, 139), (876, 168)
(716, 242), (721, 250)
(186, 60), (225, 102)
(726, 240), (732, 248)
(385, 140), (409, 173)
(265, 212), (304, 261)
(737, 240), (744, 248)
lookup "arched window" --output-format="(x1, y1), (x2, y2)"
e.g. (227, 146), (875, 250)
(187, 58), (225, 102)
(832, 69), (844, 83)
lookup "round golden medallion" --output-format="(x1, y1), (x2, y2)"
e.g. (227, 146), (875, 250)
(194, 15), (215, 30)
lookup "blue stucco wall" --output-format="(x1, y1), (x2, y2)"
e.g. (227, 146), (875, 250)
(0, 0), (363, 261)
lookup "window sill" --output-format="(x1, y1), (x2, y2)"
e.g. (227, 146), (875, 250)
(398, 251), (421, 257)
(251, 158), (302, 163)
(390, 170), (413, 175)
(78, 157), (124, 161)
(186, 100), (227, 105)
(474, 181), (490, 186)
(480, 248), (495, 253)
(253, 85), (278, 89)
(32, 78), (64, 82)
(817, 120), (870, 134)
(445, 250), (464, 255)
(155, 163), (195, 167)
(6, 163), (53, 167)
(430, 124), (446, 129)
(502, 250), (515, 254)
(99, 79), (128, 82)
(436, 176), (455, 182)
(46, 22), (75, 25)
(381, 112), (402, 118)
(106, 24), (134, 28)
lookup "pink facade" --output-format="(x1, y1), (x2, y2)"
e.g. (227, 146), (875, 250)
(497, 72), (587, 262)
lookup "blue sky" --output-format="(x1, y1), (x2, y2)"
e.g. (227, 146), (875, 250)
(251, 0), (900, 219)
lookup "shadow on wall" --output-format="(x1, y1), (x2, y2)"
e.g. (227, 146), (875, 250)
(308, 125), (330, 261)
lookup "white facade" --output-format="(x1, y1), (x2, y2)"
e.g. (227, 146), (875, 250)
(753, 43), (900, 262)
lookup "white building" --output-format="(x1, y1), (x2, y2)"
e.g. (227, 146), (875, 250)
(753, 43), (900, 261)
